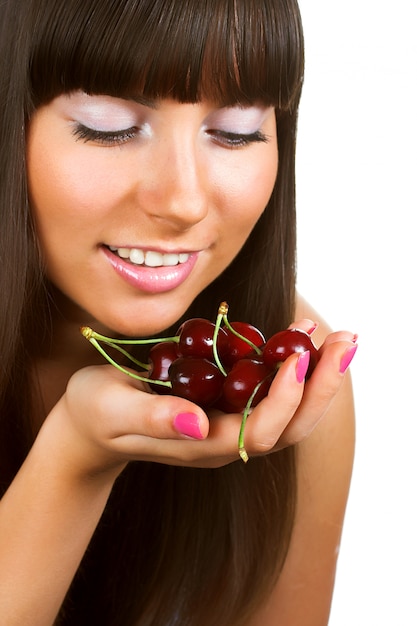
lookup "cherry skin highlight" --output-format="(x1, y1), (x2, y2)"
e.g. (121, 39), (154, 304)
(177, 317), (227, 360)
(176, 318), (229, 361)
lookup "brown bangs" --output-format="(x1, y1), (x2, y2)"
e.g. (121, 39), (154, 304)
(29, 0), (303, 111)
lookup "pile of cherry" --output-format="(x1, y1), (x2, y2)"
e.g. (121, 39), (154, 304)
(81, 302), (319, 461)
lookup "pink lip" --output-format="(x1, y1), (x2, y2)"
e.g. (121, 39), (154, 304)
(102, 247), (198, 294)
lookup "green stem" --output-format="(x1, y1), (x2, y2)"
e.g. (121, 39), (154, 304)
(212, 303), (228, 377)
(222, 314), (262, 356)
(88, 337), (172, 389)
(81, 327), (179, 346)
(238, 376), (271, 463)
(98, 337), (150, 370)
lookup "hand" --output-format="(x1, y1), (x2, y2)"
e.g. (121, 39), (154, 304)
(43, 320), (356, 476)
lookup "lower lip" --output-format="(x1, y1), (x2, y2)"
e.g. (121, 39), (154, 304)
(103, 247), (199, 294)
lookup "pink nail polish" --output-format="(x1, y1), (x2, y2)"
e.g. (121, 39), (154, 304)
(339, 344), (358, 374)
(296, 350), (310, 383)
(174, 412), (204, 439)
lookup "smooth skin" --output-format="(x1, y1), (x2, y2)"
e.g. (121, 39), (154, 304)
(0, 93), (356, 625)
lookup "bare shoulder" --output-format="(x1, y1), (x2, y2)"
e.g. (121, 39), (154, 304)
(295, 292), (334, 344)
(249, 293), (356, 625)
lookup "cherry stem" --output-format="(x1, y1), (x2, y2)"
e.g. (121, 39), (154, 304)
(96, 337), (150, 370)
(80, 326), (179, 346)
(221, 312), (263, 356)
(80, 328), (149, 369)
(212, 302), (228, 377)
(238, 377), (269, 463)
(83, 334), (172, 389)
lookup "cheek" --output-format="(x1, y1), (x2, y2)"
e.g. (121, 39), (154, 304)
(216, 146), (278, 227)
(27, 117), (124, 236)
(28, 150), (113, 226)
(247, 151), (278, 210)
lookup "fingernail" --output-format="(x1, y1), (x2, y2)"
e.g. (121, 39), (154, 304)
(339, 344), (358, 374)
(307, 322), (318, 335)
(296, 350), (310, 383)
(174, 412), (204, 440)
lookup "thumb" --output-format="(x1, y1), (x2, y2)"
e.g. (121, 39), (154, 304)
(99, 379), (210, 441)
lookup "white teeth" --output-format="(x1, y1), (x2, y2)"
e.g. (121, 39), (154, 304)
(110, 246), (190, 267)
(144, 250), (163, 267)
(117, 247), (131, 259)
(129, 249), (145, 265)
(163, 253), (180, 266)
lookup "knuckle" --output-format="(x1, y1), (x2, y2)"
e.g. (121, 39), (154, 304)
(249, 438), (277, 455)
(282, 423), (313, 446)
(315, 376), (342, 405)
(245, 423), (280, 455)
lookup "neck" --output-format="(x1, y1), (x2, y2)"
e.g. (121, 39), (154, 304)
(38, 285), (118, 364)
(32, 287), (111, 426)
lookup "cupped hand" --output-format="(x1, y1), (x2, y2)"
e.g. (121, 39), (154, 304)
(44, 320), (356, 476)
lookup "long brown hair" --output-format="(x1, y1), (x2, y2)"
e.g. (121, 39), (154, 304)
(0, 0), (304, 623)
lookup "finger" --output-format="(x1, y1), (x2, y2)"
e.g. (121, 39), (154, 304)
(318, 330), (358, 352)
(233, 351), (308, 457)
(288, 318), (318, 335)
(68, 366), (209, 443)
(278, 339), (357, 447)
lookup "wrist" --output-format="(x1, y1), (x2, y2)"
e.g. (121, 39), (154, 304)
(36, 398), (127, 489)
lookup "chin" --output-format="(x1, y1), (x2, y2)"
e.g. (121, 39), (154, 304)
(91, 306), (186, 339)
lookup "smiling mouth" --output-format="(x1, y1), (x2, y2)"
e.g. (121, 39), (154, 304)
(108, 245), (191, 268)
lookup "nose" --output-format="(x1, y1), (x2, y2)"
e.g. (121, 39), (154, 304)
(142, 133), (210, 231)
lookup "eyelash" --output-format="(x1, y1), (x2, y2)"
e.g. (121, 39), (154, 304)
(71, 124), (139, 146)
(71, 124), (269, 148)
(207, 129), (269, 148)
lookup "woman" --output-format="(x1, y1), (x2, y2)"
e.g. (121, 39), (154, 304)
(0, 0), (356, 624)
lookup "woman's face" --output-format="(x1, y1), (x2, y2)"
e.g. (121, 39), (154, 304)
(27, 91), (278, 336)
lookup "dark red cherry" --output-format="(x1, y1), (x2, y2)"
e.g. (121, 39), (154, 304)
(222, 357), (272, 412)
(147, 341), (179, 394)
(223, 321), (266, 367)
(176, 318), (229, 361)
(262, 329), (318, 378)
(212, 395), (243, 414)
(169, 357), (224, 408)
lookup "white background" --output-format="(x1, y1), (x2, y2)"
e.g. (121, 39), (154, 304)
(296, 1), (416, 624)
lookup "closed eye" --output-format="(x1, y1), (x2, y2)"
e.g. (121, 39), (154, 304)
(206, 129), (269, 149)
(71, 123), (139, 146)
